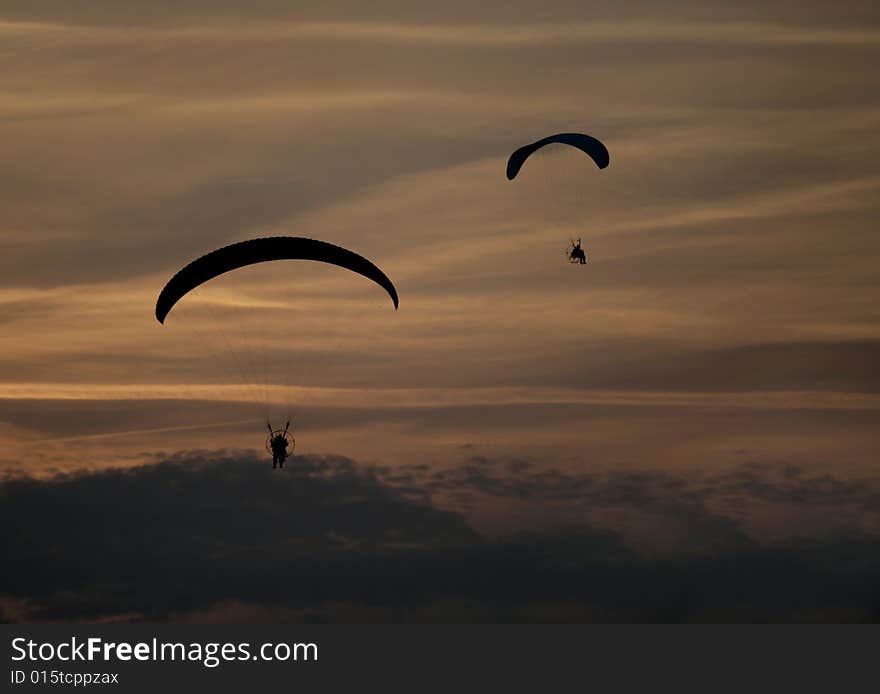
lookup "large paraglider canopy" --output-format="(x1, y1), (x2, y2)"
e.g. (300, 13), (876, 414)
(155, 236), (399, 324)
(506, 132), (610, 180)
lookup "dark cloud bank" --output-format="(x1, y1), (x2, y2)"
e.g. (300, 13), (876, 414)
(2, 452), (879, 623)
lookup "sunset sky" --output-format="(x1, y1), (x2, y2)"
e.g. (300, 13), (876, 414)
(1, 1), (879, 622)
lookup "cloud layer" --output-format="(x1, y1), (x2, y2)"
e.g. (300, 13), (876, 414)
(2, 452), (878, 622)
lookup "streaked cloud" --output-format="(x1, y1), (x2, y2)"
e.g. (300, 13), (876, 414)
(2, 18), (878, 47)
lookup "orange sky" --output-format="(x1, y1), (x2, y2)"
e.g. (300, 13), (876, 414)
(1, 1), (878, 543)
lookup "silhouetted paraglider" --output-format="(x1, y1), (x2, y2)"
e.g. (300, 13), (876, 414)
(507, 133), (608, 265)
(506, 132), (609, 180)
(267, 420), (293, 468)
(155, 236), (399, 467)
(568, 238), (587, 265)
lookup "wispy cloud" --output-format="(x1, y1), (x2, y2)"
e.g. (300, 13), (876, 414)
(3, 383), (880, 411)
(2, 19), (878, 47)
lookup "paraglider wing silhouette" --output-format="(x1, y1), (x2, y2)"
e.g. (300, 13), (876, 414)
(506, 132), (610, 180)
(155, 236), (399, 324)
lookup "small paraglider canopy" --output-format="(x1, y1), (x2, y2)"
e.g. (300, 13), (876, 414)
(506, 132), (610, 180)
(155, 236), (399, 324)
